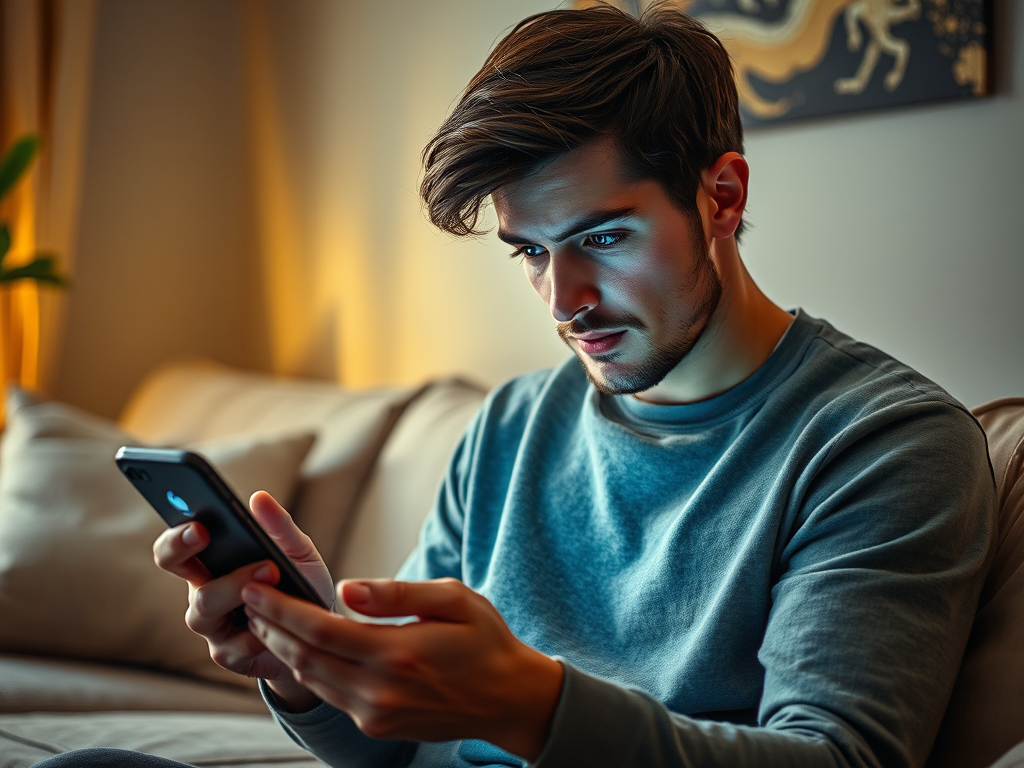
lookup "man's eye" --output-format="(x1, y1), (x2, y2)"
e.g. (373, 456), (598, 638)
(510, 245), (545, 260)
(585, 233), (623, 248)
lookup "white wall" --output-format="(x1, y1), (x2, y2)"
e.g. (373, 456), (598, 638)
(741, 1), (1023, 407)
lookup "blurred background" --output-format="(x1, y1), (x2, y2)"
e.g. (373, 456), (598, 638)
(2, 0), (1021, 420)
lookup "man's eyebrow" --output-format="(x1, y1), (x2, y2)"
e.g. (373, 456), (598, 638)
(497, 207), (638, 245)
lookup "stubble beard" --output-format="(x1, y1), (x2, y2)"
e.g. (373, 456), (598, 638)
(556, 241), (723, 396)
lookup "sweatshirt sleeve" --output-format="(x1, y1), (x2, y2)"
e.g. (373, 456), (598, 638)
(534, 663), (839, 768)
(534, 404), (996, 768)
(259, 679), (418, 768)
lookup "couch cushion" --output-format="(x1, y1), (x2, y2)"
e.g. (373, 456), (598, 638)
(0, 712), (319, 768)
(0, 388), (314, 689)
(929, 398), (1024, 768)
(334, 378), (486, 581)
(0, 655), (265, 714)
(119, 360), (419, 570)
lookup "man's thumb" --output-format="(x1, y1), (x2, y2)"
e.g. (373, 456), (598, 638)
(249, 490), (318, 564)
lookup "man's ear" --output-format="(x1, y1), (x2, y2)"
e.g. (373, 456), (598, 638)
(701, 152), (748, 240)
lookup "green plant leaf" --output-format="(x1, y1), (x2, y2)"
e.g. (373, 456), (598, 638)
(0, 254), (68, 287)
(0, 135), (40, 203)
(0, 224), (9, 263)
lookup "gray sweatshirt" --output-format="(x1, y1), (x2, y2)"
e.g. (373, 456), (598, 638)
(265, 310), (996, 768)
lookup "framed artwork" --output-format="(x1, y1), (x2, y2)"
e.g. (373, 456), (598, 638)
(573, 0), (992, 127)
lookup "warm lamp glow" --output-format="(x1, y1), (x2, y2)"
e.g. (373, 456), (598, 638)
(243, 0), (382, 388)
(17, 282), (40, 389)
(1, 172), (43, 407)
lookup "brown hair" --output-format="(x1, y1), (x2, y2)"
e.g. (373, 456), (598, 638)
(420, 1), (744, 239)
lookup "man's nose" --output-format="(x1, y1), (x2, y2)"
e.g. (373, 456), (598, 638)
(546, 251), (599, 323)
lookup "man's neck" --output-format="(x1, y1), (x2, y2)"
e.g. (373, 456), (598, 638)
(633, 240), (794, 405)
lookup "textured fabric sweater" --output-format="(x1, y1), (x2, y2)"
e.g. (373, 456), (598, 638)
(266, 310), (996, 768)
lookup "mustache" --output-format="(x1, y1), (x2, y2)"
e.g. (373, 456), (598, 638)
(556, 313), (646, 340)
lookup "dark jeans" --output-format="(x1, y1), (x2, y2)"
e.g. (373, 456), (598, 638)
(32, 749), (193, 767)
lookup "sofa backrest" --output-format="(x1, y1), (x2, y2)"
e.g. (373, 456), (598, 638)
(929, 398), (1024, 768)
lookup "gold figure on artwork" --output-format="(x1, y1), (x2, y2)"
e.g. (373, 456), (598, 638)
(697, 0), (919, 117)
(834, 0), (921, 94)
(953, 40), (986, 94)
(573, 0), (987, 121)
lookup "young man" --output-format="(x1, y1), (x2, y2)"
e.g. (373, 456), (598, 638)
(149, 5), (993, 768)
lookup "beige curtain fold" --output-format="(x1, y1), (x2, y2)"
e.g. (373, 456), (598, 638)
(241, 0), (349, 384)
(0, 0), (96, 400)
(240, 0), (310, 380)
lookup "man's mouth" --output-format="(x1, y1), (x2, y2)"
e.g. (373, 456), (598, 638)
(573, 330), (626, 355)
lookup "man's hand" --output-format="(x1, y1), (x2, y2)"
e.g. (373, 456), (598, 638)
(241, 577), (565, 762)
(153, 490), (333, 712)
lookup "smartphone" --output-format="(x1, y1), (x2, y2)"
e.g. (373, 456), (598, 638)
(115, 446), (329, 625)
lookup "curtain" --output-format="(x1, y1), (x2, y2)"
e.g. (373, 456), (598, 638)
(0, 0), (96, 404)
(241, 0), (351, 384)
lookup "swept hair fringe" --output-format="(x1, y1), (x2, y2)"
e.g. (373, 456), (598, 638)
(420, 2), (744, 238)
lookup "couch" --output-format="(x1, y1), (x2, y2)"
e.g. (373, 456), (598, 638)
(0, 361), (1021, 768)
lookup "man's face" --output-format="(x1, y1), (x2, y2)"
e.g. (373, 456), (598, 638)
(492, 139), (722, 396)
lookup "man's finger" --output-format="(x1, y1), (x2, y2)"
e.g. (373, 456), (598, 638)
(242, 582), (381, 660)
(153, 522), (212, 586)
(249, 613), (361, 682)
(249, 491), (321, 566)
(248, 613), (372, 716)
(339, 578), (473, 622)
(187, 560), (280, 638)
(207, 623), (273, 674)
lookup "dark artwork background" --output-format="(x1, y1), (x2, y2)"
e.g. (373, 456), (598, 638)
(576, 0), (992, 127)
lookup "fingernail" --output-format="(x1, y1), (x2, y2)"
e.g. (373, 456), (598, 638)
(181, 525), (200, 547)
(241, 585), (261, 606)
(346, 582), (371, 604)
(253, 564), (273, 582)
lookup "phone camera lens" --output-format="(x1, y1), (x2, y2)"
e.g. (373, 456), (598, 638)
(125, 467), (152, 482)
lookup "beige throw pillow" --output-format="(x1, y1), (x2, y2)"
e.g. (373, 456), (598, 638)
(0, 388), (315, 688)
